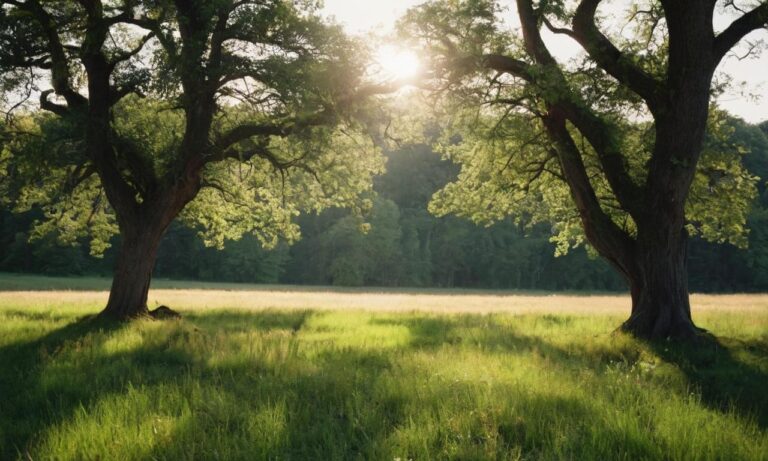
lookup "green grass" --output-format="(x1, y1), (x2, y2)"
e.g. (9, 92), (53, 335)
(0, 283), (767, 460)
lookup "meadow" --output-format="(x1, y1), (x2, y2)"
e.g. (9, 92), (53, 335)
(0, 273), (766, 460)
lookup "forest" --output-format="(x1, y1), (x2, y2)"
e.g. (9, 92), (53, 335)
(2, 119), (767, 292)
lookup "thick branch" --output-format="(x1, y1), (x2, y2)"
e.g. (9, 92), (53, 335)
(713, 2), (768, 64)
(207, 5), (231, 79)
(514, 0), (643, 216)
(475, 50), (642, 214)
(39, 90), (69, 116)
(477, 54), (533, 81)
(516, 0), (559, 66)
(214, 121), (293, 152)
(16, 0), (87, 109)
(555, 99), (643, 213)
(542, 107), (636, 279)
(109, 85), (144, 106)
(119, 16), (178, 59)
(572, 0), (665, 112)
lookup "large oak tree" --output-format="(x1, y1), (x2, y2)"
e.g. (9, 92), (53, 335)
(0, 0), (387, 319)
(403, 0), (767, 339)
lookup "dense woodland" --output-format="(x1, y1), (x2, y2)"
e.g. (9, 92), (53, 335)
(2, 117), (766, 292)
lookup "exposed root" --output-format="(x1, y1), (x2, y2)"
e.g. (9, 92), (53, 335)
(619, 317), (712, 344)
(148, 305), (182, 320)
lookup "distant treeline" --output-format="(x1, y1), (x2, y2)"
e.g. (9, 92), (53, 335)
(2, 120), (767, 292)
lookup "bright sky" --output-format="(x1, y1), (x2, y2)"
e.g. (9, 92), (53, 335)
(322, 0), (768, 123)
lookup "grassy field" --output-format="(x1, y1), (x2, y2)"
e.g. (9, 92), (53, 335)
(0, 274), (767, 460)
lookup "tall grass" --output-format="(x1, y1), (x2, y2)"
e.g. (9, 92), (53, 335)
(0, 278), (766, 460)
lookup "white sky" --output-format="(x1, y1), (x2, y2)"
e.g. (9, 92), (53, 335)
(322, 0), (768, 123)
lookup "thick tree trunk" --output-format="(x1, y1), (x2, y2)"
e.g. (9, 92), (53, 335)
(620, 227), (703, 340)
(100, 225), (165, 320)
(98, 182), (200, 320)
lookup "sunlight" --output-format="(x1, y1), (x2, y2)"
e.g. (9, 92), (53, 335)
(375, 46), (421, 81)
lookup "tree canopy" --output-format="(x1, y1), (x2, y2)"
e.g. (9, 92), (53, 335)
(0, 0), (390, 318)
(399, 0), (768, 338)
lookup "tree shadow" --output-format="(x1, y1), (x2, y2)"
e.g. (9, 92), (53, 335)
(646, 335), (768, 429)
(0, 310), (315, 459)
(3, 309), (766, 460)
(376, 314), (768, 429)
(0, 309), (75, 323)
(183, 309), (310, 333)
(373, 314), (624, 367)
(139, 342), (663, 460)
(0, 315), (125, 458)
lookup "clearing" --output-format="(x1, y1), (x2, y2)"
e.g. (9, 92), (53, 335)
(0, 274), (766, 460)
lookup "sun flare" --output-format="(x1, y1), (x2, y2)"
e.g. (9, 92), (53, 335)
(375, 46), (421, 81)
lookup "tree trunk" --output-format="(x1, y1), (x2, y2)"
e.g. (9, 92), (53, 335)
(97, 180), (200, 321)
(100, 225), (165, 320)
(620, 227), (703, 340)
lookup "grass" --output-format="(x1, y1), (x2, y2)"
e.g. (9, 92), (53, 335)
(0, 274), (766, 460)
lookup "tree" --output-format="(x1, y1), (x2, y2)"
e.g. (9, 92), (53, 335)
(402, 0), (767, 339)
(0, 0), (386, 319)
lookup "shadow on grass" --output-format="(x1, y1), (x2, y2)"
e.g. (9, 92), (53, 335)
(376, 314), (768, 429)
(0, 315), (125, 458)
(143, 347), (411, 460)
(183, 309), (310, 333)
(0, 310), (314, 459)
(647, 335), (768, 429)
(140, 343), (664, 460)
(2, 309), (766, 459)
(1, 309), (77, 323)
(0, 315), (213, 458)
(373, 314), (620, 364)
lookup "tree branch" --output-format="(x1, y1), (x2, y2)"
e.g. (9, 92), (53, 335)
(214, 121), (290, 152)
(118, 16), (178, 59)
(15, 0), (87, 109)
(108, 32), (155, 70)
(542, 107), (636, 279)
(555, 98), (643, 213)
(572, 0), (665, 113)
(515, 0), (643, 216)
(476, 55), (644, 215)
(542, 16), (577, 39)
(210, 80), (405, 160)
(477, 54), (533, 81)
(39, 89), (70, 116)
(713, 2), (768, 65)
(108, 85), (145, 106)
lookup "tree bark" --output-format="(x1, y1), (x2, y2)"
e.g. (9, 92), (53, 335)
(620, 228), (702, 340)
(100, 222), (165, 320)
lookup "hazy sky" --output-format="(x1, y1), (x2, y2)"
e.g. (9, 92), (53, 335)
(322, 0), (768, 123)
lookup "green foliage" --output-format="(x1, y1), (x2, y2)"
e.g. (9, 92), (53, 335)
(282, 145), (623, 290)
(182, 127), (384, 250)
(400, 0), (760, 255)
(0, 0), (387, 266)
(283, 197), (404, 286)
(2, 115), (118, 256)
(687, 111), (759, 247)
(5, 127), (768, 292)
